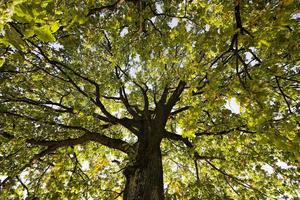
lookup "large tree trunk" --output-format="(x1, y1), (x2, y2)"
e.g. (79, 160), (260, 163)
(123, 128), (164, 200)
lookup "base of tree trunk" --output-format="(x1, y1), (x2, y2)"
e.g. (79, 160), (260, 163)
(123, 145), (164, 200)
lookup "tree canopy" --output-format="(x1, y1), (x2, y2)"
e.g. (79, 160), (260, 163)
(0, 0), (299, 199)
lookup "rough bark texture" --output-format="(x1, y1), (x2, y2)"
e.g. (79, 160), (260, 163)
(123, 125), (164, 200)
(122, 81), (186, 199)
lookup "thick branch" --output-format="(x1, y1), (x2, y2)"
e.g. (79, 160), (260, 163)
(115, 65), (149, 113)
(28, 132), (131, 154)
(158, 85), (169, 105)
(170, 106), (191, 116)
(165, 81), (187, 115)
(2, 111), (131, 153)
(234, 1), (253, 38)
(119, 86), (140, 118)
(115, 67), (140, 118)
(95, 85), (118, 122)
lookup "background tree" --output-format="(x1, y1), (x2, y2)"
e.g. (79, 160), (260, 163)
(0, 0), (299, 199)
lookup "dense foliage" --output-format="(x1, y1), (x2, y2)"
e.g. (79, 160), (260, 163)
(0, 0), (299, 199)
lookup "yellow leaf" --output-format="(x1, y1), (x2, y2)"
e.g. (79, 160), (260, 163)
(0, 57), (5, 67)
(258, 40), (270, 47)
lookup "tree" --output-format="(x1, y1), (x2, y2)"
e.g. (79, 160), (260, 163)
(0, 0), (299, 199)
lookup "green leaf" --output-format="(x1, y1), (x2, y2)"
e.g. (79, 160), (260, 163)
(24, 28), (35, 38)
(34, 25), (55, 42)
(31, 74), (44, 81)
(50, 21), (60, 33)
(13, 4), (34, 22)
(1, 1), (299, 199)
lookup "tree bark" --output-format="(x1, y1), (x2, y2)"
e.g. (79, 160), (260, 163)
(123, 128), (164, 200)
